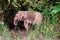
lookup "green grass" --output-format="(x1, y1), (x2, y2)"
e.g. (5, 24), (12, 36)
(0, 20), (60, 40)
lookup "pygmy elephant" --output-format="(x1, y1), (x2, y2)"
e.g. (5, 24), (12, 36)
(14, 11), (43, 31)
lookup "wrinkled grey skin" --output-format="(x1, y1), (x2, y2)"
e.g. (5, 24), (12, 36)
(14, 11), (43, 31)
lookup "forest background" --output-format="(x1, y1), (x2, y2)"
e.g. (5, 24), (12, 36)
(0, 0), (60, 40)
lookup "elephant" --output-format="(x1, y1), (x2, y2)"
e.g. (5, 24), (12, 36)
(14, 11), (43, 31)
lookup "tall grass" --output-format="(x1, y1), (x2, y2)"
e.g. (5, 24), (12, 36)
(0, 18), (60, 40)
(0, 21), (12, 40)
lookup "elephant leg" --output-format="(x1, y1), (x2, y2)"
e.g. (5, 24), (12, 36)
(24, 20), (29, 32)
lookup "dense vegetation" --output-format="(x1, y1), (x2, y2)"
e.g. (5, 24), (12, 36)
(0, 0), (60, 40)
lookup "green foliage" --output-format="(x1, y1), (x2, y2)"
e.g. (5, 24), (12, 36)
(0, 21), (12, 40)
